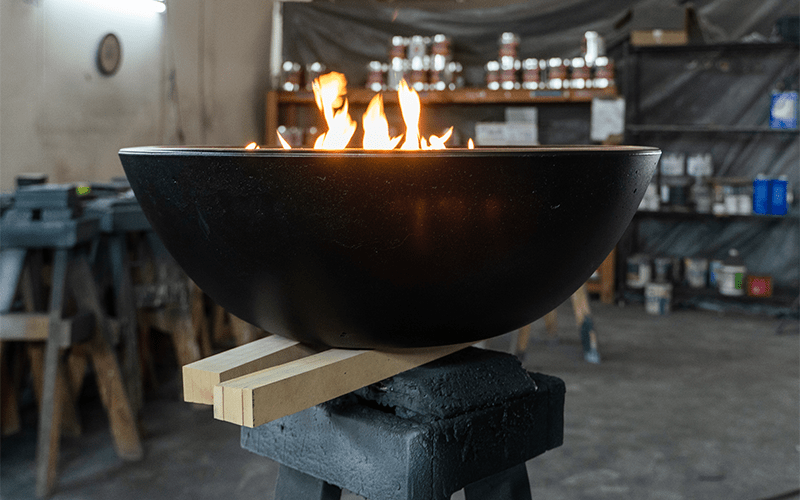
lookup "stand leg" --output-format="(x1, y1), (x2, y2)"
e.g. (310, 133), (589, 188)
(0, 248), (27, 313)
(69, 257), (143, 461)
(571, 285), (600, 364)
(463, 463), (532, 500)
(35, 248), (69, 497)
(274, 464), (341, 500)
(110, 234), (144, 414)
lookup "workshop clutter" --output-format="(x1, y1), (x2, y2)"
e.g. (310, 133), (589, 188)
(484, 31), (615, 91)
(639, 151), (794, 216)
(0, 176), (265, 446)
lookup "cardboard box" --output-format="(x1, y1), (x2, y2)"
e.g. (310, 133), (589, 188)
(631, 29), (687, 46)
(623, 4), (702, 46)
(475, 122), (538, 146)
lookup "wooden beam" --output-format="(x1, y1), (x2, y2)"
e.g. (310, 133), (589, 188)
(213, 342), (472, 428)
(0, 312), (94, 347)
(182, 335), (318, 405)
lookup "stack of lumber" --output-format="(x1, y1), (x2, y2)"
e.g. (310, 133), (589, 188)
(183, 336), (472, 427)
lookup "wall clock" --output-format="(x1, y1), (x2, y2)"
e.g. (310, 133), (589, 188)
(97, 33), (122, 76)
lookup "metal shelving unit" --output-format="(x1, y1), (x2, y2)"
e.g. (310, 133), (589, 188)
(620, 40), (799, 309)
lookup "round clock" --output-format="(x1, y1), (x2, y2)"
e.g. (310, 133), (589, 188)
(97, 33), (122, 76)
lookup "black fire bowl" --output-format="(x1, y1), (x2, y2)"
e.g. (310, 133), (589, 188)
(119, 146), (659, 349)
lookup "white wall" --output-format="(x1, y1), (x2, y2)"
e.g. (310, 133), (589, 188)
(0, 0), (274, 190)
(165, 0), (273, 146)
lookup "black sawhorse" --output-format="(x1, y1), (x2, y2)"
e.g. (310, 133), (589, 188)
(242, 347), (565, 500)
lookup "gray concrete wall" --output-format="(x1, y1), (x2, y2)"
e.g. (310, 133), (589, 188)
(0, 0), (274, 189)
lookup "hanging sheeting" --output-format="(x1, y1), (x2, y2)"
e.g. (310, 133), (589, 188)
(281, 0), (799, 288)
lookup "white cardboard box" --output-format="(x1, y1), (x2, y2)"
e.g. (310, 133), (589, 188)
(475, 122), (538, 146)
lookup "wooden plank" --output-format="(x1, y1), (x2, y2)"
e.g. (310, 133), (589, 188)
(0, 312), (94, 347)
(88, 334), (144, 460)
(182, 335), (317, 404)
(214, 342), (472, 428)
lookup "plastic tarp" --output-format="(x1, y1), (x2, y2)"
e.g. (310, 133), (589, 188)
(281, 0), (799, 288)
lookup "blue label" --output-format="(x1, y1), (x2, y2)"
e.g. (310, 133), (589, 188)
(770, 179), (788, 215)
(753, 178), (771, 214)
(770, 92), (798, 129)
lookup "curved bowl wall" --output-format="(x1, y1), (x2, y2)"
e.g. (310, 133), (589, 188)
(119, 146), (659, 349)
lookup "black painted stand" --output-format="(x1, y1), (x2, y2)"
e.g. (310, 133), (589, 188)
(241, 347), (565, 500)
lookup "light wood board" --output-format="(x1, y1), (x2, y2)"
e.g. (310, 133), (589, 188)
(182, 335), (472, 427)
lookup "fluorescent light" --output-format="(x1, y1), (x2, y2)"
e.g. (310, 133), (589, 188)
(77, 0), (166, 16)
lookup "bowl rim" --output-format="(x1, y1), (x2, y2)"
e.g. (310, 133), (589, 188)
(119, 145), (661, 158)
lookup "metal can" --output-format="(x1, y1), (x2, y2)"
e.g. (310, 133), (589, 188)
(653, 257), (673, 283)
(366, 61), (386, 92)
(547, 58), (567, 90)
(570, 57), (591, 89)
(771, 176), (788, 215)
(281, 61), (303, 91)
(387, 57), (408, 90)
(719, 264), (746, 296)
(500, 57), (520, 90)
(498, 32), (520, 59)
(431, 34), (451, 57)
(753, 174), (771, 214)
(708, 259), (724, 288)
(645, 282), (672, 315)
(626, 254), (651, 289)
(593, 56), (614, 89)
(684, 257), (708, 289)
(521, 58), (541, 90)
(389, 36), (407, 59)
(305, 62), (326, 91)
(407, 35), (428, 60)
(486, 60), (501, 90)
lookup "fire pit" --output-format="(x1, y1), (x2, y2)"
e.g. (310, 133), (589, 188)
(119, 146), (659, 349)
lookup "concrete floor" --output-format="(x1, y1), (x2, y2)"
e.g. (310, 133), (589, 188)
(2, 301), (798, 500)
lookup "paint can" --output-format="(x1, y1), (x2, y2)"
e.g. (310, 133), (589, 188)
(645, 282), (672, 315)
(718, 264), (746, 296)
(746, 275), (773, 298)
(753, 175), (771, 214)
(626, 254), (651, 289)
(708, 259), (724, 289)
(684, 257), (708, 289)
(771, 176), (788, 215)
(718, 248), (746, 296)
(653, 257), (673, 283)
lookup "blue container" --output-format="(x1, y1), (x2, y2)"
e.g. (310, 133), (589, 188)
(771, 177), (788, 215)
(771, 92), (798, 129)
(753, 175), (771, 214)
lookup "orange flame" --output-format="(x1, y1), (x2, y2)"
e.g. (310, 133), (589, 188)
(277, 72), (459, 150)
(312, 72), (356, 149)
(277, 132), (292, 149)
(363, 94), (403, 150)
(468, 138), (475, 149)
(245, 142), (259, 149)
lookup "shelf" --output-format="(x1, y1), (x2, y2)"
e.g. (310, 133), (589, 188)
(624, 286), (798, 317)
(272, 86), (619, 106)
(628, 42), (800, 54)
(626, 124), (798, 134)
(635, 209), (799, 222)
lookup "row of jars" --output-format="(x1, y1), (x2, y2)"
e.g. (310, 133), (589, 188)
(485, 56), (614, 91)
(369, 34), (465, 91)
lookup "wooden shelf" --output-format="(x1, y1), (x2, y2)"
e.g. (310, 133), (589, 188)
(266, 86), (619, 146)
(272, 86), (618, 106)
